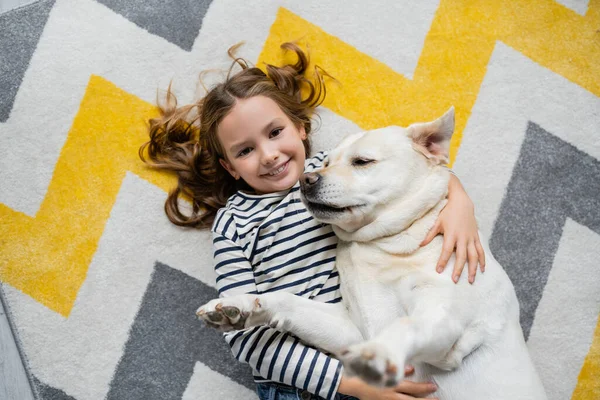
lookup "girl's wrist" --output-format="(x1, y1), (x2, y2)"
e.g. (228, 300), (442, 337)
(447, 174), (473, 205)
(338, 375), (369, 397)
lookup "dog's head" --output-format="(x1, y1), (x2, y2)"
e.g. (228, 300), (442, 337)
(300, 107), (455, 232)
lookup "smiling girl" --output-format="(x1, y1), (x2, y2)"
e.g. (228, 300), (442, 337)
(140, 43), (484, 400)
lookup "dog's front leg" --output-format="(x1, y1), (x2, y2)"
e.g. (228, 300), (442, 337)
(340, 304), (462, 387)
(197, 293), (363, 354)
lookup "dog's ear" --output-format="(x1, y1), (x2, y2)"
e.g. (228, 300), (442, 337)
(407, 106), (454, 164)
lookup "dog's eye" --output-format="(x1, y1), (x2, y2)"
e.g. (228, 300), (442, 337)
(323, 158), (329, 167)
(351, 158), (375, 167)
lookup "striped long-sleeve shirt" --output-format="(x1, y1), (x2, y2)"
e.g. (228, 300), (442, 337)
(212, 151), (344, 399)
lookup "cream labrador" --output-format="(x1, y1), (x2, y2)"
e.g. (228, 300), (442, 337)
(197, 108), (547, 399)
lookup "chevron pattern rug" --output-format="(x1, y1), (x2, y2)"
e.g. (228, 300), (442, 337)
(1, 1), (599, 399)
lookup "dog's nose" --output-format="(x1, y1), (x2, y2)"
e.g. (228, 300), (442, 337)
(302, 172), (321, 186)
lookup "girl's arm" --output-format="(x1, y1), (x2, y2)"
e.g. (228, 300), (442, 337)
(420, 173), (486, 283)
(213, 233), (344, 400)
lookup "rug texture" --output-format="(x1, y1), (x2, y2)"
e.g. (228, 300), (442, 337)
(1, 0), (599, 399)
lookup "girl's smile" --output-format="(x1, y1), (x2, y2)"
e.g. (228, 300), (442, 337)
(262, 159), (289, 178)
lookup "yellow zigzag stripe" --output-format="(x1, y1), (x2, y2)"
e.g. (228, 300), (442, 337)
(573, 318), (600, 399)
(0, 76), (174, 316)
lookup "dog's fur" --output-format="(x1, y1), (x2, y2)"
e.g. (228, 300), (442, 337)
(197, 108), (547, 399)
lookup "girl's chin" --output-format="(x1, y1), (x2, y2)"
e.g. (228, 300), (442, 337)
(265, 176), (297, 191)
(257, 172), (301, 193)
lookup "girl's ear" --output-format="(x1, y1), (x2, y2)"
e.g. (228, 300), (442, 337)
(299, 125), (307, 140)
(219, 158), (240, 180)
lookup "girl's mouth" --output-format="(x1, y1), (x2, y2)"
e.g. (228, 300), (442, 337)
(264, 160), (289, 178)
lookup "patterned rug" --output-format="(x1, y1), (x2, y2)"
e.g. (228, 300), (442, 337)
(1, 0), (599, 399)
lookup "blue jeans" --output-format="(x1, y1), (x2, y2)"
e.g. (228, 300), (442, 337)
(255, 382), (359, 400)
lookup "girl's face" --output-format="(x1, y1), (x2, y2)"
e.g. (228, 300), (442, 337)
(217, 95), (307, 194)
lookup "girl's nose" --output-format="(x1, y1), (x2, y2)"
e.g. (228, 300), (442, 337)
(261, 147), (279, 165)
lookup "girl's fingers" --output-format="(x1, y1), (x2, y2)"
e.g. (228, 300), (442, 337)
(398, 397), (439, 400)
(467, 241), (478, 283)
(404, 365), (415, 376)
(475, 239), (486, 272)
(436, 240), (455, 273)
(452, 241), (467, 283)
(395, 380), (438, 396)
(420, 221), (440, 247)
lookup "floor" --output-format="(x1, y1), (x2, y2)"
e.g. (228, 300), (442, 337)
(1, 287), (35, 400)
(0, 0), (39, 13)
(0, 1), (40, 398)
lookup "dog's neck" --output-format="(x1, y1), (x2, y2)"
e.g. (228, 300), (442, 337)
(332, 167), (449, 253)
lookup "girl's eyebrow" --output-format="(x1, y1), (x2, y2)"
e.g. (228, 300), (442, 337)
(262, 118), (284, 134)
(229, 141), (250, 154)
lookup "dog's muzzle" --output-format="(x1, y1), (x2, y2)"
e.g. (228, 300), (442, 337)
(300, 172), (351, 216)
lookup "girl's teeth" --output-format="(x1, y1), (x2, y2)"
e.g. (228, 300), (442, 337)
(269, 163), (286, 176)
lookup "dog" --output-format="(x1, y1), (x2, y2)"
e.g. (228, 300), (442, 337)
(197, 107), (547, 399)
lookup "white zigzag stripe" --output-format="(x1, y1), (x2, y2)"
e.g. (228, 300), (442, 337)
(453, 42), (600, 399)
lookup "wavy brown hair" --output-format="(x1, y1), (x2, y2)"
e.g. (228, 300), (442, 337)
(139, 42), (330, 228)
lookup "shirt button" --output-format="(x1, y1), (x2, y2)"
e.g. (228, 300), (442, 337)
(300, 390), (312, 400)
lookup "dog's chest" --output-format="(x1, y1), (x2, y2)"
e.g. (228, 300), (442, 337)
(343, 279), (403, 339)
(336, 244), (409, 339)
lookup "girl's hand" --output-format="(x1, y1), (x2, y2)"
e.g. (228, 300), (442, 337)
(420, 174), (485, 283)
(392, 365), (439, 399)
(339, 366), (438, 400)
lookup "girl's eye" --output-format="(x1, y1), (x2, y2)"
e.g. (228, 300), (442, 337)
(270, 128), (283, 138)
(237, 147), (253, 157)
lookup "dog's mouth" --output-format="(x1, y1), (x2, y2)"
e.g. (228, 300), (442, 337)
(306, 200), (362, 214)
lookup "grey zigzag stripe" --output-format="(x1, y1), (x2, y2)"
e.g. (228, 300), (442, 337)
(96, 0), (214, 51)
(106, 262), (255, 400)
(490, 121), (600, 339)
(32, 375), (76, 400)
(0, 0), (55, 122)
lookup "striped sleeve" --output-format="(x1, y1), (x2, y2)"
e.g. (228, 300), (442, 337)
(305, 151), (328, 172)
(213, 233), (344, 399)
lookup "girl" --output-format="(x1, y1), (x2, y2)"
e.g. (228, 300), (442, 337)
(140, 43), (485, 400)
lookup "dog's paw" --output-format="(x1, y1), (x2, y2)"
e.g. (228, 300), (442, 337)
(340, 342), (403, 387)
(196, 295), (263, 332)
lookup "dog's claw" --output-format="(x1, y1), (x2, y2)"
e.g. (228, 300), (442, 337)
(385, 361), (397, 375)
(196, 295), (265, 332)
(222, 306), (241, 320)
(206, 311), (224, 323)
